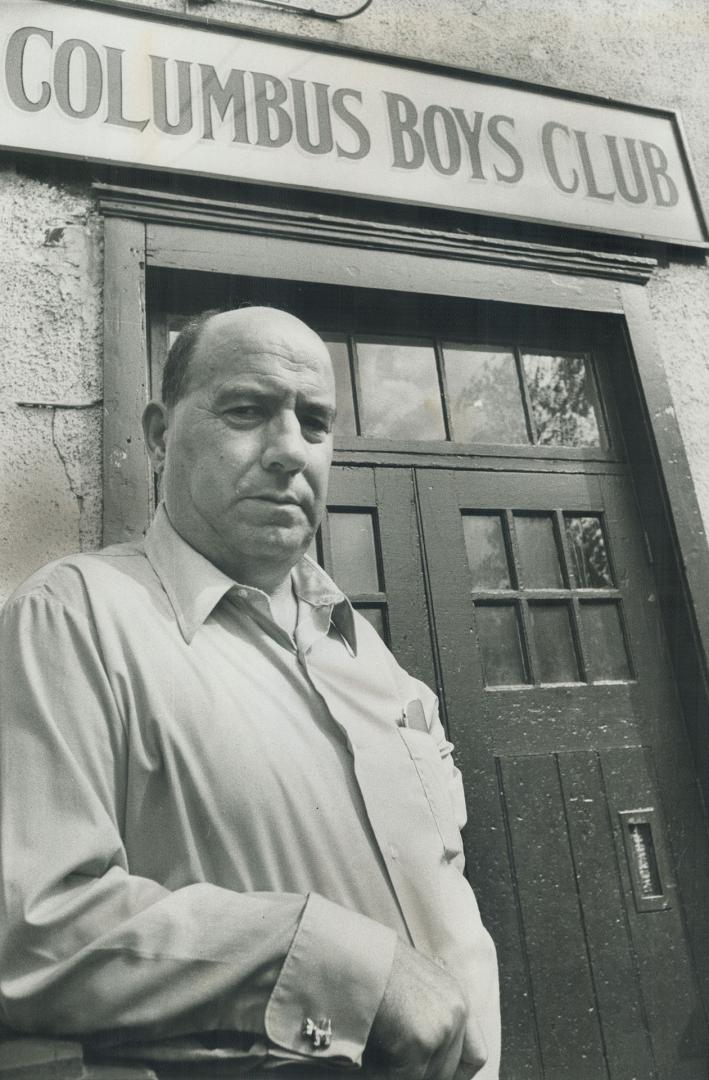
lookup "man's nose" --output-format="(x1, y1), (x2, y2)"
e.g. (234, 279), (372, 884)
(260, 413), (308, 474)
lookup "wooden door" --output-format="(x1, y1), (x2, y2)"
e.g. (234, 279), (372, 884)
(413, 467), (709, 1079)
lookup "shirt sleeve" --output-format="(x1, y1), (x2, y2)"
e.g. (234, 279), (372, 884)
(0, 589), (396, 1062)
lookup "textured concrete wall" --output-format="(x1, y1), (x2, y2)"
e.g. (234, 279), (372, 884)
(1, 0), (707, 600)
(0, 166), (103, 599)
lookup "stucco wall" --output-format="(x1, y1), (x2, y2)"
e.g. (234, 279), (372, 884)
(0, 166), (103, 599)
(1, 0), (707, 600)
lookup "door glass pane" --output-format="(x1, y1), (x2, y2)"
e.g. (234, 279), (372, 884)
(580, 601), (631, 681)
(514, 514), (564, 588)
(462, 514), (511, 589)
(529, 602), (580, 682)
(357, 341), (446, 440)
(328, 511), (380, 594)
(356, 606), (388, 641)
(522, 352), (603, 447)
(475, 603), (528, 686)
(565, 515), (614, 587)
(442, 345), (529, 444)
(322, 336), (357, 437)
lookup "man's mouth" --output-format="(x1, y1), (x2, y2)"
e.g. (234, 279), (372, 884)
(249, 494), (302, 506)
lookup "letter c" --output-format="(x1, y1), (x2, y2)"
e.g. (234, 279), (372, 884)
(5, 26), (53, 112)
(541, 120), (579, 194)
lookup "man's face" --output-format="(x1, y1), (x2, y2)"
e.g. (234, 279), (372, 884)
(158, 308), (336, 584)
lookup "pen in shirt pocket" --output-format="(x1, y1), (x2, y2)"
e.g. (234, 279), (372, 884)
(398, 698), (428, 732)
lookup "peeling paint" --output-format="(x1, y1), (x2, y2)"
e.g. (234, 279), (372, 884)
(43, 226), (65, 247)
(548, 275), (583, 293)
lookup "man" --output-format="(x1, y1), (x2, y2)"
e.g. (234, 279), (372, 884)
(0, 308), (500, 1079)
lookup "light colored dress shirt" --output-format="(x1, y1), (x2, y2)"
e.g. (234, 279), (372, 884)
(0, 504), (500, 1076)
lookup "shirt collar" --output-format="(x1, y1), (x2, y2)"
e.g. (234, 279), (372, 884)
(143, 503), (357, 650)
(292, 554), (357, 655)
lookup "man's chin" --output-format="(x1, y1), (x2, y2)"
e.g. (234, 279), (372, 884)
(237, 525), (312, 565)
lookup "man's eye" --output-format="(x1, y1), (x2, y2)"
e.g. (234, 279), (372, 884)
(225, 405), (263, 420)
(301, 415), (331, 435)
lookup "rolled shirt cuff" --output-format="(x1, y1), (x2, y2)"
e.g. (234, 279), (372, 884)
(264, 892), (397, 1065)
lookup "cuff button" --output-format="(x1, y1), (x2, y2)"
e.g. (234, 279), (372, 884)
(302, 1017), (332, 1049)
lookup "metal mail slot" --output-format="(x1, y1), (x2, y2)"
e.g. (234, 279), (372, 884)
(618, 808), (670, 913)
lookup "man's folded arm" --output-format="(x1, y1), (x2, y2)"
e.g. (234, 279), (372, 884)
(0, 590), (396, 1062)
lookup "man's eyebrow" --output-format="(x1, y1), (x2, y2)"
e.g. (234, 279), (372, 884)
(213, 383), (276, 402)
(212, 383), (336, 418)
(297, 400), (337, 420)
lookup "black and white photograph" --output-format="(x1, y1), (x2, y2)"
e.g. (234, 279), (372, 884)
(1, 2), (708, 1078)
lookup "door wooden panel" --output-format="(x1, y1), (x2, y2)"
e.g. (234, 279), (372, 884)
(498, 751), (614, 1080)
(499, 746), (699, 1080)
(554, 749), (659, 1080)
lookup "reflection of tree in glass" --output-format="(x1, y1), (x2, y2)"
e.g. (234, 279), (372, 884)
(565, 516), (613, 587)
(523, 354), (601, 447)
(445, 348), (529, 444)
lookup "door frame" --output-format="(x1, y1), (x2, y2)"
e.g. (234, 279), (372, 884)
(97, 178), (709, 836)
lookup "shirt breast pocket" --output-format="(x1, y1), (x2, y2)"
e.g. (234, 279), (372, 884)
(398, 728), (463, 861)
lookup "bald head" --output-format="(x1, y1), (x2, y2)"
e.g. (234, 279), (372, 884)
(162, 307), (333, 409)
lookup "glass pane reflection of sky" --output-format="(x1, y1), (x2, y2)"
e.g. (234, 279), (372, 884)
(357, 342), (446, 440)
(462, 514), (511, 589)
(322, 337), (357, 436)
(581, 602), (631, 681)
(329, 512), (380, 594)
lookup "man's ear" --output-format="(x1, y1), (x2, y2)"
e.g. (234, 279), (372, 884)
(142, 401), (170, 476)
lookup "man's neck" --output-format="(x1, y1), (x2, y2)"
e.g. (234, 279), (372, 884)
(163, 503), (302, 604)
(267, 576), (299, 638)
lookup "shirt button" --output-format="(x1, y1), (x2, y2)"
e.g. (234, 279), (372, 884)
(237, 589), (249, 598)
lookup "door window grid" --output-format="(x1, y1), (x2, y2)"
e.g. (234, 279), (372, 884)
(318, 508), (390, 644)
(464, 509), (634, 688)
(321, 332), (607, 450)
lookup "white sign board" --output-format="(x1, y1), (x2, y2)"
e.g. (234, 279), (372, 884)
(1, 0), (706, 245)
